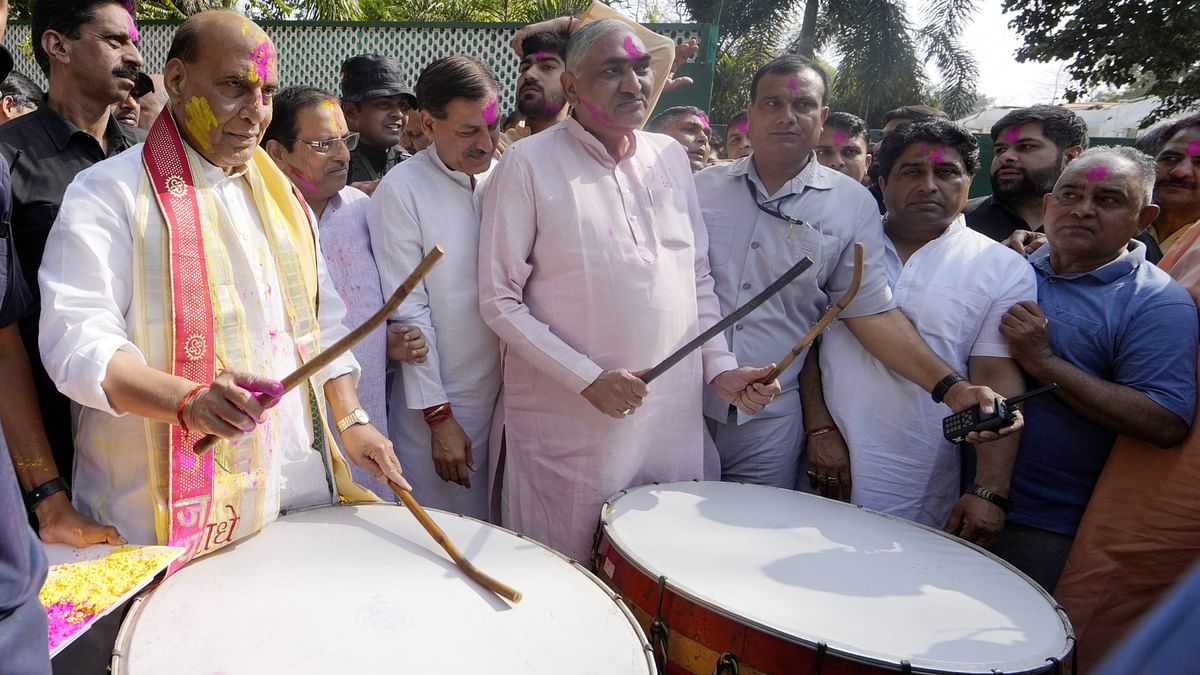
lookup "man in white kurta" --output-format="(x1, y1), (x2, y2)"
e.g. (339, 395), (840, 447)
(369, 56), (504, 519)
(814, 120), (1032, 534)
(37, 13), (405, 553)
(478, 21), (779, 561)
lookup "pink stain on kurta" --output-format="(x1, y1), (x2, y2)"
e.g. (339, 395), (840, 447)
(483, 96), (499, 125)
(1086, 165), (1109, 182)
(622, 35), (644, 59)
(1003, 125), (1022, 142)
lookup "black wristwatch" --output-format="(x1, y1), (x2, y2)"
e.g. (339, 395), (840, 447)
(931, 372), (966, 403)
(24, 477), (70, 511)
(965, 483), (1012, 513)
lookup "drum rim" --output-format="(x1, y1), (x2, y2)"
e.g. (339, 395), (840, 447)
(599, 480), (1075, 675)
(112, 502), (657, 675)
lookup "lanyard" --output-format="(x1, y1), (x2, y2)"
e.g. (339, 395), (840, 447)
(744, 174), (800, 239)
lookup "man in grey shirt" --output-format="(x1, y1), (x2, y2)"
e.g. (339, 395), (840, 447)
(696, 55), (1017, 520)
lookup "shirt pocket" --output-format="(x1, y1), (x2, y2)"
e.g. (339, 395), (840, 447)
(703, 211), (739, 267)
(775, 220), (823, 281)
(914, 284), (991, 342)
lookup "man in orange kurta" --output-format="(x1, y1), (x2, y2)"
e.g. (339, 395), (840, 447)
(1055, 114), (1200, 670)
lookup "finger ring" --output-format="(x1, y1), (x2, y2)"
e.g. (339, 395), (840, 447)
(828, 477), (840, 483)
(620, 407), (633, 415)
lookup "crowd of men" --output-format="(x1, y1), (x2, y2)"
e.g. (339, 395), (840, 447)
(1, 0), (1199, 672)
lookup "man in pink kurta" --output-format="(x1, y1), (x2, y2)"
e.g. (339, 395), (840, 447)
(478, 20), (779, 561)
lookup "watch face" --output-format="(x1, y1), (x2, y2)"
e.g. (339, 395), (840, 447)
(354, 409), (370, 424)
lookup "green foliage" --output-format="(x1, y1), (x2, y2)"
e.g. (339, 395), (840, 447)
(360, 0), (589, 22)
(1002, 0), (1199, 125)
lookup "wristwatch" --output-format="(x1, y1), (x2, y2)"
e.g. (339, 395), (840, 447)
(336, 408), (371, 433)
(965, 483), (1012, 513)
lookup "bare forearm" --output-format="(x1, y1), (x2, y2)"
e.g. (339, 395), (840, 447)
(101, 350), (197, 424)
(798, 343), (836, 429)
(1022, 354), (1188, 447)
(323, 373), (362, 423)
(0, 324), (59, 490)
(844, 309), (954, 391)
(967, 356), (1025, 494)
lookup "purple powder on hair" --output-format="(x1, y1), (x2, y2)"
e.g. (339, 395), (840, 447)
(1086, 165), (1108, 182)
(483, 96), (499, 125)
(623, 35), (644, 59)
(1003, 125), (1021, 143)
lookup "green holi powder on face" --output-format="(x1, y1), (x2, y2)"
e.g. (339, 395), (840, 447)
(184, 96), (219, 152)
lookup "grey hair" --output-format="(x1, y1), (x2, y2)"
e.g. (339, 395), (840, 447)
(565, 18), (632, 73)
(1068, 146), (1156, 208)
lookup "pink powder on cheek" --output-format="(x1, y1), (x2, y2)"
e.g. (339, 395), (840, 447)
(1086, 165), (1108, 182)
(543, 98), (562, 116)
(832, 129), (851, 146)
(288, 166), (321, 193)
(579, 98), (619, 130)
(1187, 139), (1200, 156)
(483, 96), (499, 126)
(1003, 125), (1022, 143)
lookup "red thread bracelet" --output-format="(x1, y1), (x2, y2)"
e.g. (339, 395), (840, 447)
(177, 384), (208, 433)
(806, 425), (839, 438)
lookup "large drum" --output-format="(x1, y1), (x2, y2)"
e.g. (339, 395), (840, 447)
(113, 504), (654, 674)
(595, 481), (1074, 675)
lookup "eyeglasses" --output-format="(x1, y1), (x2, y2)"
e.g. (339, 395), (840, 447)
(297, 133), (359, 154)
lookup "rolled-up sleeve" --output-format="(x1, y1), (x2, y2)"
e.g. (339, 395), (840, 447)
(38, 168), (143, 417)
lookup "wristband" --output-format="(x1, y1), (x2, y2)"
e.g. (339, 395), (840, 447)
(423, 402), (454, 427)
(24, 477), (70, 511)
(965, 483), (1012, 513)
(177, 384), (208, 433)
(931, 372), (966, 404)
(806, 425), (839, 438)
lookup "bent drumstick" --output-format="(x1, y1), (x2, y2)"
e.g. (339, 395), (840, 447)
(192, 246), (446, 455)
(640, 256), (814, 384)
(386, 478), (523, 604)
(761, 242), (864, 384)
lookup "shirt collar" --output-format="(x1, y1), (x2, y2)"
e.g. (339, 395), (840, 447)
(563, 115), (638, 168)
(36, 101), (138, 154)
(736, 152), (832, 202)
(426, 142), (491, 191)
(1030, 238), (1148, 282)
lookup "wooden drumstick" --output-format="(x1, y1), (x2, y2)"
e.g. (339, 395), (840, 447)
(386, 478), (523, 604)
(761, 242), (864, 384)
(192, 247), (445, 455)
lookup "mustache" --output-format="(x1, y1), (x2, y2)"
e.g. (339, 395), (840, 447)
(113, 66), (140, 79)
(1158, 176), (1198, 189)
(615, 94), (646, 106)
(520, 82), (543, 94)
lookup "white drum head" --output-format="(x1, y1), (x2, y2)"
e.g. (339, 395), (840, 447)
(116, 504), (652, 674)
(602, 482), (1072, 673)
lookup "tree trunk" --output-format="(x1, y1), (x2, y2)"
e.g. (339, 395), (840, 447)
(795, 0), (819, 58)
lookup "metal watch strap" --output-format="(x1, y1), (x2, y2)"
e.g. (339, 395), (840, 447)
(24, 477), (70, 511)
(966, 483), (1012, 513)
(336, 408), (370, 433)
(931, 372), (966, 403)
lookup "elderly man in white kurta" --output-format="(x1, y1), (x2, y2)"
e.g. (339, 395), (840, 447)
(478, 20), (780, 561)
(369, 56), (504, 519)
(811, 120), (1032, 543)
(37, 13), (406, 563)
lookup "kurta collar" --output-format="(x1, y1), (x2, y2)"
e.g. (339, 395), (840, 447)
(563, 115), (638, 168)
(736, 151), (832, 202)
(426, 142), (491, 191)
(1031, 239), (1147, 282)
(883, 214), (967, 260)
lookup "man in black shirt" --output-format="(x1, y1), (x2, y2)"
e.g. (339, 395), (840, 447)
(0, 0), (140, 547)
(964, 105), (1087, 241)
(340, 54), (415, 194)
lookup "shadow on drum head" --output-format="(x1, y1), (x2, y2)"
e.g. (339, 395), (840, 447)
(297, 506), (514, 612)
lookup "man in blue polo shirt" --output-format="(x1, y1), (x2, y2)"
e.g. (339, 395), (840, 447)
(996, 146), (1199, 592)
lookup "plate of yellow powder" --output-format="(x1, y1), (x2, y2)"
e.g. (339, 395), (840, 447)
(40, 544), (184, 656)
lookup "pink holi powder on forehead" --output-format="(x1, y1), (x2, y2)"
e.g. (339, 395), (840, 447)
(623, 35), (645, 59)
(927, 145), (946, 163)
(1003, 125), (1022, 142)
(731, 119), (749, 134)
(788, 74), (799, 90)
(125, 12), (139, 42)
(247, 39), (276, 84)
(696, 112), (710, 128)
(1188, 139), (1200, 156)
(832, 129), (851, 145)
(483, 96), (499, 125)
(528, 50), (556, 61)
(1086, 165), (1108, 182)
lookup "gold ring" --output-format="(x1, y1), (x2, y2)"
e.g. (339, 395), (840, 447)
(621, 407), (633, 415)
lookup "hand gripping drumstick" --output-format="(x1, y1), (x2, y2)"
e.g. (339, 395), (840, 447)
(761, 242), (864, 384)
(386, 478), (523, 604)
(640, 256), (814, 384)
(192, 247), (446, 455)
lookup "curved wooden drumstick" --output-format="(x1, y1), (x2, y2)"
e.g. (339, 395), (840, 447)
(761, 242), (864, 384)
(192, 247), (445, 455)
(386, 478), (523, 604)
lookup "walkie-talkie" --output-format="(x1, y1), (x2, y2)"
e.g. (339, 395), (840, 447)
(942, 383), (1059, 443)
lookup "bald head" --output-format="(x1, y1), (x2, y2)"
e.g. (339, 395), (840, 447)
(167, 10), (269, 67)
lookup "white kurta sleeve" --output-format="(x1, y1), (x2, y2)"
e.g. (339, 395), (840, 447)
(970, 247), (1038, 358)
(311, 215), (361, 387)
(367, 168), (448, 409)
(478, 149), (604, 394)
(38, 165), (145, 417)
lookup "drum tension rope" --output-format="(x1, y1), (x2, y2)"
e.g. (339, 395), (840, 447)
(649, 575), (670, 672)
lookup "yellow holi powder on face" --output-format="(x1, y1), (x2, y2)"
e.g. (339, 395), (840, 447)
(183, 96), (219, 152)
(321, 98), (341, 136)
